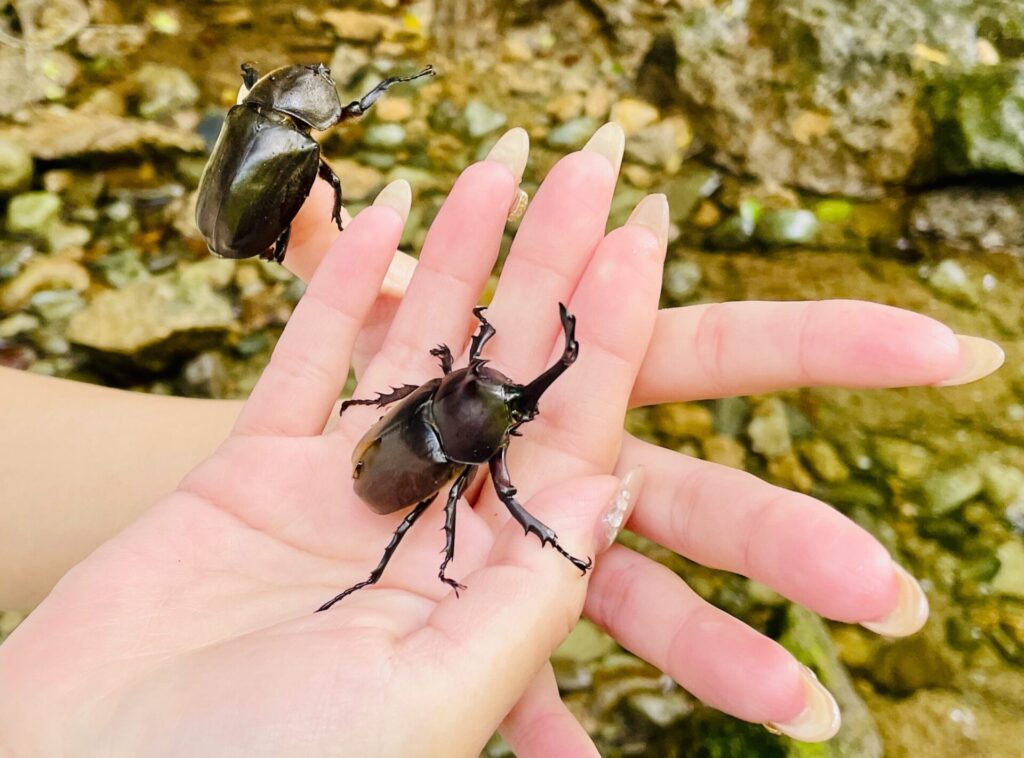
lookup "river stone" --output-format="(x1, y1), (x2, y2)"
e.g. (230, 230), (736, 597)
(748, 398), (792, 458)
(0, 138), (33, 196)
(992, 541), (1024, 600)
(5, 192), (61, 236)
(923, 466), (984, 515)
(463, 99), (507, 138)
(133, 65), (200, 119)
(910, 187), (1024, 257)
(981, 461), (1024, 508)
(669, 0), (1024, 195)
(67, 263), (236, 371)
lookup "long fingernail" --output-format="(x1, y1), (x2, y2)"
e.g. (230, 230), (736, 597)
(582, 122), (625, 174)
(486, 127), (530, 184)
(508, 188), (529, 223)
(381, 251), (417, 299)
(935, 335), (1005, 386)
(626, 193), (669, 250)
(860, 563), (929, 638)
(601, 467), (644, 551)
(764, 665), (841, 743)
(372, 179), (412, 222)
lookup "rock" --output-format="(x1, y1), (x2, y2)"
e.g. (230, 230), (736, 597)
(780, 606), (884, 757)
(702, 434), (746, 469)
(927, 259), (980, 306)
(328, 46), (370, 89)
(0, 108), (204, 160)
(552, 619), (617, 663)
(95, 250), (150, 289)
(873, 437), (931, 481)
(146, 8), (182, 35)
(662, 259), (702, 303)
(691, 200), (721, 229)
(981, 461), (1024, 508)
(713, 396), (750, 436)
(625, 117), (692, 171)
(0, 138), (33, 196)
(662, 166), (720, 224)
(871, 631), (957, 695)
(547, 92), (584, 122)
(707, 198), (762, 250)
(67, 263), (237, 372)
(30, 289), (85, 321)
(0, 257), (90, 310)
(363, 123), (406, 149)
(610, 97), (660, 136)
(800, 438), (850, 483)
(755, 209), (820, 247)
(626, 691), (693, 727)
(910, 187), (1024, 256)
(0, 313), (39, 338)
(463, 100), (507, 138)
(654, 402), (714, 440)
(991, 541), (1024, 599)
(547, 117), (599, 149)
(374, 96), (415, 122)
(46, 223), (90, 253)
(6, 192), (61, 237)
(748, 398), (791, 458)
(133, 64), (200, 119)
(670, 0), (1024, 195)
(767, 451), (815, 494)
(923, 467), (984, 515)
(323, 158), (383, 200)
(323, 9), (397, 42)
(0, 242), (34, 281)
(77, 24), (150, 58)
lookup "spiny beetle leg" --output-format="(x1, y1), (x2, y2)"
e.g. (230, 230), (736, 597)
(337, 66), (435, 122)
(438, 466), (476, 595)
(317, 159), (344, 231)
(468, 307), (496, 360)
(316, 494), (436, 612)
(488, 448), (592, 575)
(270, 225), (291, 263)
(430, 344), (454, 374)
(339, 383), (419, 417)
(240, 62), (260, 88)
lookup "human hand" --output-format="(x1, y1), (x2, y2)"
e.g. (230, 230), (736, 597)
(249, 124), (1005, 747)
(0, 132), (668, 755)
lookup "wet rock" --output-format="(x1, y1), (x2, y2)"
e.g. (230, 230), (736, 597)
(873, 437), (932, 481)
(30, 289), (85, 321)
(981, 461), (1024, 508)
(910, 187), (1024, 257)
(923, 467), (984, 515)
(707, 198), (761, 249)
(748, 398), (791, 458)
(871, 630), (957, 695)
(702, 434), (746, 469)
(463, 100), (506, 138)
(767, 451), (815, 494)
(991, 541), (1024, 600)
(625, 117), (692, 171)
(0, 257), (90, 310)
(799, 438), (850, 483)
(77, 24), (150, 58)
(133, 65), (200, 120)
(323, 9), (397, 42)
(66, 263), (237, 372)
(94, 250), (150, 289)
(0, 243), (34, 281)
(0, 108), (204, 160)
(662, 259), (702, 303)
(0, 138), (33, 196)
(610, 98), (659, 137)
(755, 209), (820, 247)
(547, 117), (599, 150)
(662, 166), (720, 224)
(927, 259), (980, 306)
(781, 606), (883, 757)
(654, 402), (714, 440)
(626, 691), (693, 728)
(6, 192), (61, 238)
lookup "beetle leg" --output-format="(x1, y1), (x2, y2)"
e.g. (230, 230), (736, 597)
(468, 306), (496, 361)
(438, 466), (475, 595)
(336, 66), (436, 122)
(339, 383), (420, 416)
(513, 303), (578, 419)
(317, 159), (345, 231)
(316, 494), (437, 612)
(488, 448), (593, 575)
(260, 225), (291, 264)
(240, 62), (260, 89)
(429, 344), (454, 374)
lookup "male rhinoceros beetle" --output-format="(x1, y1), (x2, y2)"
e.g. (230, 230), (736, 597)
(317, 304), (589, 611)
(196, 62), (434, 263)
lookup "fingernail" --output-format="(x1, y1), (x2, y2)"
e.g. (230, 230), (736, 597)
(508, 188), (529, 223)
(860, 563), (929, 638)
(381, 251), (417, 299)
(935, 335), (1005, 386)
(626, 193), (669, 250)
(372, 179), (412, 222)
(601, 467), (644, 551)
(582, 122), (625, 174)
(485, 127), (530, 184)
(764, 665), (841, 743)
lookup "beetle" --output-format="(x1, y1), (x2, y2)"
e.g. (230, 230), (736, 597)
(196, 62), (434, 263)
(317, 304), (590, 611)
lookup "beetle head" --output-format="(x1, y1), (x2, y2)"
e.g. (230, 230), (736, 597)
(432, 362), (516, 464)
(243, 64), (343, 131)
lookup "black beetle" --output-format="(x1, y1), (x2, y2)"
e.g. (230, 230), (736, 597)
(317, 304), (590, 611)
(196, 62), (434, 263)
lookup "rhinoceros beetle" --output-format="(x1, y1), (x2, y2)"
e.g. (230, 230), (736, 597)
(317, 304), (590, 611)
(196, 62), (434, 263)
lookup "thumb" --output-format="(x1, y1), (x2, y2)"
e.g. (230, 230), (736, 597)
(402, 471), (642, 748)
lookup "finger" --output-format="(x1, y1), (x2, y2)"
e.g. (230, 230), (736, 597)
(617, 435), (929, 633)
(285, 178), (352, 282)
(349, 131), (525, 418)
(402, 475), (617, 734)
(585, 545), (840, 741)
(234, 187), (408, 437)
(631, 301), (1004, 406)
(483, 123), (623, 377)
(500, 664), (598, 758)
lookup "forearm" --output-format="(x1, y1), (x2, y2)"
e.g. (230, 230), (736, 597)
(0, 368), (241, 608)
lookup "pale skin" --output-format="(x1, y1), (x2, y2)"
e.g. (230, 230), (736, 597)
(0, 124), (1004, 754)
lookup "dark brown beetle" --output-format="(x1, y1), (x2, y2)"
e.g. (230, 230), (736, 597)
(196, 62), (434, 263)
(317, 305), (589, 611)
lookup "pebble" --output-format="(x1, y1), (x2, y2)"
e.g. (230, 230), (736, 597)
(748, 397), (792, 458)
(610, 97), (660, 136)
(702, 434), (746, 469)
(755, 208), (820, 246)
(374, 96), (415, 122)
(0, 257), (90, 310)
(363, 123), (407, 149)
(547, 117), (599, 149)
(981, 461), (1024, 508)
(323, 9), (396, 42)
(0, 138), (33, 196)
(6, 192), (61, 237)
(923, 467), (984, 515)
(654, 402), (714, 440)
(662, 259), (702, 303)
(800, 438), (850, 482)
(133, 64), (200, 120)
(463, 100), (507, 138)
(928, 259), (979, 306)
(873, 436), (931, 480)
(991, 541), (1024, 599)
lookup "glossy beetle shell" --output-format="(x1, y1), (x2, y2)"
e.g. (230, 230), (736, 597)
(195, 105), (320, 259)
(431, 364), (516, 464)
(244, 64), (342, 130)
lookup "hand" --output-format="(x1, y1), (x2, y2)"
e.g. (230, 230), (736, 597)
(275, 124), (1004, 745)
(0, 137), (668, 755)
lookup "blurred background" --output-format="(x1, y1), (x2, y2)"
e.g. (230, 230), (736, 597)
(1, 0), (1023, 755)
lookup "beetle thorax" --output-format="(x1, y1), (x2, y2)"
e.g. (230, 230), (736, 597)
(431, 363), (516, 464)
